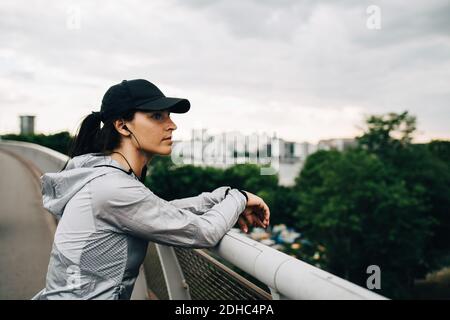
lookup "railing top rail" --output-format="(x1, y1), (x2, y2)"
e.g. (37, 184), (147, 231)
(212, 230), (387, 300)
(0, 139), (68, 163)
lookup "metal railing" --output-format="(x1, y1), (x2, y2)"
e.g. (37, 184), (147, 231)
(0, 140), (387, 300)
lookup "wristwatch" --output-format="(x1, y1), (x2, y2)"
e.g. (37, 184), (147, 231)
(238, 189), (248, 203)
(225, 188), (248, 203)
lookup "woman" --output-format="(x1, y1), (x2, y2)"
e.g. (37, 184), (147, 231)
(32, 79), (270, 300)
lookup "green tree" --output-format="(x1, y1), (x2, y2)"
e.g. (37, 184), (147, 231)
(358, 112), (450, 270)
(1, 132), (73, 155)
(145, 155), (226, 200)
(222, 164), (279, 192)
(292, 111), (449, 298)
(357, 111), (416, 156)
(294, 149), (433, 298)
(264, 186), (300, 227)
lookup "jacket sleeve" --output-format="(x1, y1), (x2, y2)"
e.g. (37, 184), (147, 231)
(93, 178), (246, 249)
(168, 186), (231, 215)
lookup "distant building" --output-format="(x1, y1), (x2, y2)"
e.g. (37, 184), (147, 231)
(19, 115), (35, 135)
(278, 140), (297, 162)
(294, 142), (318, 160)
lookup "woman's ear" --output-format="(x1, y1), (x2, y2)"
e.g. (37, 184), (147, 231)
(113, 119), (131, 136)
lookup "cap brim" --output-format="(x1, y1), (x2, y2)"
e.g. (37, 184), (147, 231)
(135, 97), (190, 114)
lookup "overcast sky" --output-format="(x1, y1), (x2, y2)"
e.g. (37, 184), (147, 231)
(1, 0), (449, 143)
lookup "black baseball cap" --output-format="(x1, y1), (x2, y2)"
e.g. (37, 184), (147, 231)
(99, 79), (190, 121)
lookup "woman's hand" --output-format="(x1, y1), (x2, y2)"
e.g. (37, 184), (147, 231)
(237, 191), (271, 233)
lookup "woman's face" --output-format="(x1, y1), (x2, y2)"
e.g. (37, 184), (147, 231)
(126, 110), (177, 156)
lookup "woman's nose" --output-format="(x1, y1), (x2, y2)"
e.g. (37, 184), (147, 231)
(167, 116), (177, 131)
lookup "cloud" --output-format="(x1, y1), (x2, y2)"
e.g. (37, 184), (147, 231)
(0, 0), (448, 142)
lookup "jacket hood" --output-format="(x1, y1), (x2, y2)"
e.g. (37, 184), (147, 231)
(41, 153), (138, 219)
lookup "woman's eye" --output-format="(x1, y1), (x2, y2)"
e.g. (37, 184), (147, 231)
(152, 113), (163, 120)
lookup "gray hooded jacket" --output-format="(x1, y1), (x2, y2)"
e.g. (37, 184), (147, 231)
(32, 153), (246, 300)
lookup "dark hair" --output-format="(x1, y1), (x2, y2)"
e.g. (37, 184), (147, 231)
(61, 110), (137, 170)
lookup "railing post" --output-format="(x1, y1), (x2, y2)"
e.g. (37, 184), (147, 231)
(155, 244), (191, 300)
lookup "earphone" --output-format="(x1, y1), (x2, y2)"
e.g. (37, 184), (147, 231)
(123, 125), (143, 150)
(122, 124), (147, 182)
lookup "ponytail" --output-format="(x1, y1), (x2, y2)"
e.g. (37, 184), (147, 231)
(63, 109), (137, 171)
(68, 112), (103, 158)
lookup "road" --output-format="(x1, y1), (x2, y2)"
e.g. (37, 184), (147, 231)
(0, 149), (54, 299)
